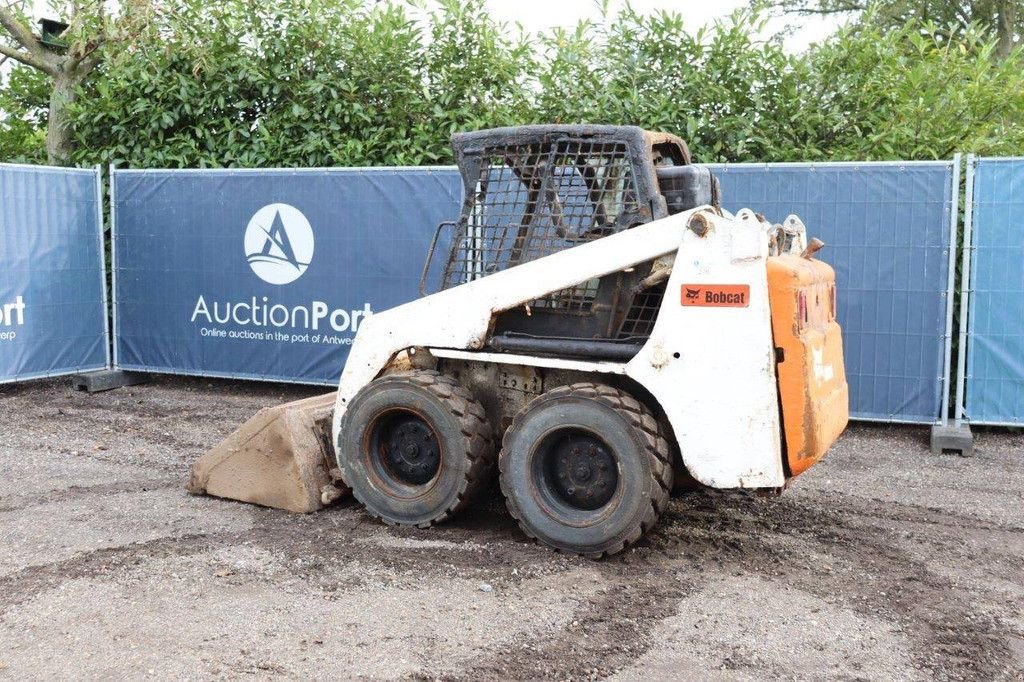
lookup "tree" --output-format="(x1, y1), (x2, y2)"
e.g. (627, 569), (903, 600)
(3, 0), (1021, 166)
(68, 0), (535, 168)
(763, 0), (1021, 60)
(535, 5), (1023, 161)
(774, 20), (1024, 159)
(0, 1), (152, 165)
(0, 62), (48, 162)
(535, 8), (803, 162)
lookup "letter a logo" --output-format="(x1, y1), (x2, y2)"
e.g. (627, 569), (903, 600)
(244, 203), (314, 285)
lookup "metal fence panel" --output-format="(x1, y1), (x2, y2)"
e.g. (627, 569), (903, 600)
(111, 162), (956, 418)
(112, 168), (462, 385)
(0, 164), (108, 384)
(707, 162), (955, 423)
(964, 157), (1024, 425)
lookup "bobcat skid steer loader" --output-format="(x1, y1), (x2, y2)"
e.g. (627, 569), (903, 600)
(191, 125), (849, 558)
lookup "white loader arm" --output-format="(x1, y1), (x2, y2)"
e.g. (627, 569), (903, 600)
(334, 206), (785, 489)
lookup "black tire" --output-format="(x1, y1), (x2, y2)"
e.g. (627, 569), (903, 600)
(337, 370), (494, 528)
(499, 383), (672, 558)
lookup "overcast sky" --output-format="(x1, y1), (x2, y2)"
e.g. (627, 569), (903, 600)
(483, 0), (845, 51)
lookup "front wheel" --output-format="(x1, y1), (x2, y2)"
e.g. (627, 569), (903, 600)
(499, 383), (672, 558)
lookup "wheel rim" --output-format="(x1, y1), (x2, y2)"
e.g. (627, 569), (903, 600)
(534, 427), (618, 511)
(368, 409), (441, 486)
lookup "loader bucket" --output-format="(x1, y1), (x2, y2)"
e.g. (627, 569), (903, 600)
(187, 393), (348, 513)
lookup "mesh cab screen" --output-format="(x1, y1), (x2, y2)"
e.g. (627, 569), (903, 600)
(441, 138), (641, 313)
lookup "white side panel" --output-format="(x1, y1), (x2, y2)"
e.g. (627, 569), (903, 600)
(334, 207), (784, 489)
(626, 214), (784, 488)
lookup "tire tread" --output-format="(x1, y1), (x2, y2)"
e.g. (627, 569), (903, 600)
(338, 370), (494, 528)
(499, 382), (672, 558)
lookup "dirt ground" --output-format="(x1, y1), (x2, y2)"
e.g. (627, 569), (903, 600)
(0, 376), (1022, 681)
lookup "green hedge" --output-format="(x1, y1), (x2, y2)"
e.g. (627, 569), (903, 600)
(2, 0), (1022, 167)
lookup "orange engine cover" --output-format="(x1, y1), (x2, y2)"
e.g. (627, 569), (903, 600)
(767, 254), (849, 478)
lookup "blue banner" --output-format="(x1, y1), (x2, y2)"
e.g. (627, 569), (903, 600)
(709, 162), (954, 423)
(965, 157), (1024, 425)
(112, 168), (462, 384)
(112, 162), (956, 423)
(0, 164), (108, 383)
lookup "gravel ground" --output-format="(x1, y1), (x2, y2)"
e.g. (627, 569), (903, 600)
(1, 376), (1023, 681)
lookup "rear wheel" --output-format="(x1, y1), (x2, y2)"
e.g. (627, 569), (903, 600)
(499, 383), (672, 557)
(337, 370), (494, 527)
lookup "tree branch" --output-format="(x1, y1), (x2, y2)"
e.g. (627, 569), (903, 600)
(772, 1), (868, 16)
(994, 0), (1016, 60)
(67, 37), (99, 68)
(0, 7), (39, 51)
(66, 0), (104, 39)
(77, 52), (101, 74)
(952, 3), (973, 26)
(66, 0), (113, 70)
(0, 40), (57, 73)
(0, 7), (59, 74)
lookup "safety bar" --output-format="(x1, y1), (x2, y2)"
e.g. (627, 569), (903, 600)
(419, 221), (456, 296)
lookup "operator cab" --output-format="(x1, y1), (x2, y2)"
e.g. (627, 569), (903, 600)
(421, 125), (721, 360)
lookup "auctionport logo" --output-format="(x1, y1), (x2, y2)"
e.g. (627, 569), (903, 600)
(189, 204), (372, 346)
(244, 203), (314, 285)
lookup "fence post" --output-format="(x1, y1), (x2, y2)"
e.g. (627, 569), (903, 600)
(71, 163), (151, 393)
(95, 164), (112, 370)
(938, 154), (960, 428)
(930, 154), (974, 455)
(110, 164), (119, 368)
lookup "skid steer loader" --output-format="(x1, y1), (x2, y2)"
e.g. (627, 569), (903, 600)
(190, 125), (848, 557)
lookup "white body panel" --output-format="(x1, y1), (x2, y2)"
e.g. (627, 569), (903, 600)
(333, 207), (785, 489)
(624, 214), (784, 487)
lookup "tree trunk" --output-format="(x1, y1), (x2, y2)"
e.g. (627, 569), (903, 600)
(995, 0), (1017, 61)
(46, 72), (79, 166)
